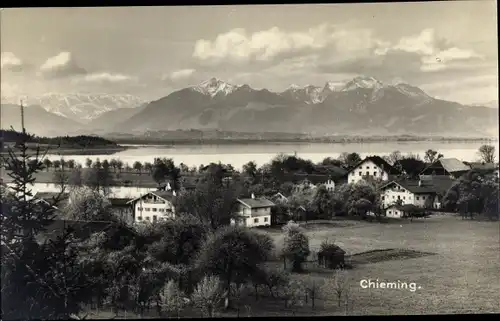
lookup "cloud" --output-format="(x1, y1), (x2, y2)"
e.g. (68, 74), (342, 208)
(80, 72), (136, 83)
(39, 51), (87, 79)
(192, 24), (381, 68)
(1, 52), (26, 72)
(164, 68), (196, 81)
(191, 25), (487, 86)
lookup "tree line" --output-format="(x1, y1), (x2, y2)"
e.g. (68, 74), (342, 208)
(1, 135), (354, 319)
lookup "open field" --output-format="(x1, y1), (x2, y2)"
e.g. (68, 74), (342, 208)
(87, 215), (500, 318)
(255, 215), (500, 315)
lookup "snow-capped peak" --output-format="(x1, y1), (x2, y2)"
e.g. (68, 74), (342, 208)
(324, 81), (343, 92)
(341, 76), (385, 91)
(191, 77), (237, 97)
(287, 84), (301, 90)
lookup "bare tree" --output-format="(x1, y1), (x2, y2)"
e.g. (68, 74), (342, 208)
(159, 279), (186, 318)
(424, 149), (443, 163)
(329, 268), (350, 308)
(191, 275), (226, 318)
(478, 144), (496, 163)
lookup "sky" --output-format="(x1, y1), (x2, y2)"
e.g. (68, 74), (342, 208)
(1, 2), (498, 105)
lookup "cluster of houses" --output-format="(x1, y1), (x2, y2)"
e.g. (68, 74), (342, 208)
(2, 156), (498, 226)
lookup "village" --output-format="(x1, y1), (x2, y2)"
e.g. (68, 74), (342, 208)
(3, 148), (498, 226)
(2, 142), (499, 318)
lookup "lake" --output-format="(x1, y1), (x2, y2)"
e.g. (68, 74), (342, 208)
(45, 141), (499, 170)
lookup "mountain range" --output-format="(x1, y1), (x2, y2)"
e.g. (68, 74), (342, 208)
(1, 76), (498, 137)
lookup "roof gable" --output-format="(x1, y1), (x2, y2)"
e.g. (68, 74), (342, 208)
(349, 156), (400, 175)
(237, 198), (275, 209)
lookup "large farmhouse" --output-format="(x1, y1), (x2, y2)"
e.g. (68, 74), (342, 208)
(419, 158), (470, 179)
(127, 190), (177, 223)
(347, 156), (401, 185)
(231, 194), (275, 227)
(379, 176), (456, 218)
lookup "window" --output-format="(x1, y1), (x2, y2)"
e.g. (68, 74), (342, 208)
(389, 211), (392, 214)
(145, 208), (150, 212)
(254, 218), (259, 223)
(159, 208), (165, 212)
(366, 172), (369, 176)
(153, 215), (157, 222)
(416, 196), (420, 200)
(392, 195), (395, 199)
(397, 195), (401, 200)
(138, 207), (143, 211)
(145, 216), (150, 221)
(381, 196), (385, 200)
(359, 172), (362, 176)
(366, 166), (370, 169)
(264, 217), (269, 222)
(374, 172), (377, 176)
(152, 208), (157, 212)
(422, 195), (426, 200)
(403, 196), (406, 200)
(137, 216), (142, 221)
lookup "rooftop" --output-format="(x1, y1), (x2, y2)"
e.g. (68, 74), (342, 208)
(237, 197), (275, 208)
(421, 158), (470, 174)
(349, 156), (401, 175)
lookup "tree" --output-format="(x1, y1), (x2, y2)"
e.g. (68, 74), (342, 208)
(109, 158), (118, 172)
(116, 159), (124, 172)
(82, 167), (113, 196)
(311, 185), (334, 219)
(281, 221), (310, 272)
(478, 144), (496, 163)
(387, 150), (403, 165)
(329, 268), (350, 307)
(304, 278), (324, 309)
(159, 279), (186, 318)
(67, 159), (76, 169)
(179, 162), (189, 173)
(141, 161), (151, 174)
(53, 167), (69, 192)
(93, 158), (102, 169)
(133, 161), (143, 174)
(174, 177), (240, 230)
(64, 186), (114, 221)
(1, 134), (93, 319)
(242, 161), (258, 181)
(53, 159), (61, 171)
(279, 280), (305, 314)
(191, 275), (225, 318)
(42, 158), (52, 171)
(195, 226), (273, 308)
(338, 152), (362, 169)
(147, 214), (208, 265)
(68, 167), (83, 187)
(424, 149), (443, 163)
(85, 158), (93, 168)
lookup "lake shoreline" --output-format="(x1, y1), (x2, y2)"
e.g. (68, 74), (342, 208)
(0, 146), (129, 157)
(112, 136), (497, 147)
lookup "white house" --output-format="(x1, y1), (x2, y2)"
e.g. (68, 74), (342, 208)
(379, 176), (456, 217)
(127, 190), (177, 224)
(231, 194), (275, 227)
(385, 205), (406, 219)
(347, 156), (400, 185)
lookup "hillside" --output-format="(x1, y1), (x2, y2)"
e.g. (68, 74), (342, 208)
(111, 77), (498, 137)
(86, 103), (148, 131)
(1, 93), (146, 123)
(1, 104), (84, 137)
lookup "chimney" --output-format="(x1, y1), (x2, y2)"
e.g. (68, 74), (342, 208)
(418, 180), (422, 187)
(251, 193), (255, 199)
(172, 190), (176, 196)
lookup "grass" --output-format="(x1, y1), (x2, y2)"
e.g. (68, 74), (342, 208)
(87, 215), (499, 317)
(258, 215), (500, 315)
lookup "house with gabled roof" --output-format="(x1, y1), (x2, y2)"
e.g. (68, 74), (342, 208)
(379, 176), (456, 215)
(127, 190), (177, 224)
(347, 156), (401, 185)
(419, 158), (470, 179)
(231, 194), (275, 227)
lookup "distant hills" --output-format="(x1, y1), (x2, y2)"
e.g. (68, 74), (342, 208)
(1, 76), (498, 138)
